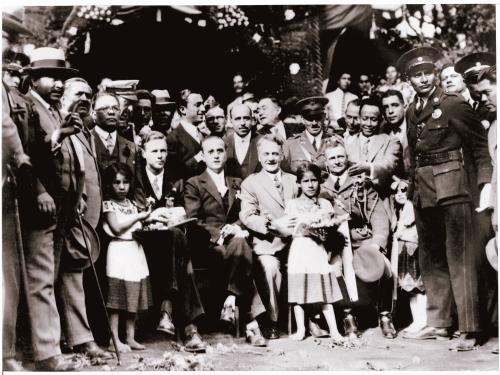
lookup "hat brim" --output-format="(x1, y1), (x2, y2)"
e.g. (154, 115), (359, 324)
(352, 243), (385, 283)
(3, 16), (33, 36)
(296, 97), (329, 109)
(22, 66), (79, 78)
(154, 101), (177, 108)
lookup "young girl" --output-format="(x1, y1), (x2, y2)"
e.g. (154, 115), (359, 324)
(286, 164), (344, 342)
(390, 178), (426, 336)
(103, 163), (153, 352)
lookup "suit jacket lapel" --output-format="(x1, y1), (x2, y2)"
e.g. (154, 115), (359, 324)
(177, 124), (200, 152)
(299, 132), (316, 157)
(257, 170), (284, 207)
(367, 135), (384, 162)
(201, 170), (224, 208)
(226, 134), (236, 159)
(226, 176), (237, 209)
(282, 173), (295, 204)
(29, 93), (58, 135)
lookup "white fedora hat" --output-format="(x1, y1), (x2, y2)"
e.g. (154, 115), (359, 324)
(23, 47), (78, 77)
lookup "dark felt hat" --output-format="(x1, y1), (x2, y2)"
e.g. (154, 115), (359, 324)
(352, 243), (391, 283)
(22, 47), (78, 78)
(62, 218), (100, 271)
(396, 46), (442, 75)
(296, 96), (329, 117)
(151, 89), (176, 107)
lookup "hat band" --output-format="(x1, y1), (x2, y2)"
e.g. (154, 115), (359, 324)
(29, 59), (67, 69)
(464, 65), (490, 75)
(408, 61), (434, 73)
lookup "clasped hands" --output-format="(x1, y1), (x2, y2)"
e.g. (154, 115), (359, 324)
(266, 215), (297, 237)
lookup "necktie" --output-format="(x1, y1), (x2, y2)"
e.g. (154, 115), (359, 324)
(106, 133), (114, 155)
(341, 91), (346, 116)
(152, 176), (161, 199)
(362, 138), (370, 162)
(49, 105), (62, 123)
(273, 174), (284, 201)
(312, 137), (318, 152)
(334, 176), (340, 191)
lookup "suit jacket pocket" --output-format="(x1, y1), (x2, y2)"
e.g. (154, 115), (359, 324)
(432, 160), (470, 204)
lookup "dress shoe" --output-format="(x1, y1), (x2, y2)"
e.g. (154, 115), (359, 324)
(309, 321), (329, 338)
(157, 312), (176, 336)
(343, 310), (359, 337)
(402, 326), (451, 340)
(379, 312), (397, 339)
(246, 326), (267, 347)
(73, 341), (113, 360)
(265, 325), (280, 340)
(35, 354), (78, 371)
(3, 358), (25, 371)
(184, 332), (207, 353)
(449, 333), (478, 351)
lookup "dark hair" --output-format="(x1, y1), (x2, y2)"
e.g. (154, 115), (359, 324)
(64, 77), (91, 92)
(296, 163), (323, 196)
(381, 89), (404, 105)
(478, 66), (496, 84)
(103, 162), (133, 199)
(359, 96), (383, 116)
(92, 91), (120, 109)
(346, 98), (361, 110)
(136, 89), (152, 102)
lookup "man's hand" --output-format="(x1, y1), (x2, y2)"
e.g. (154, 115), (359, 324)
(476, 183), (493, 212)
(37, 192), (56, 215)
(347, 163), (370, 176)
(194, 150), (204, 163)
(78, 198), (87, 215)
(147, 207), (171, 224)
(57, 113), (83, 141)
(268, 215), (296, 237)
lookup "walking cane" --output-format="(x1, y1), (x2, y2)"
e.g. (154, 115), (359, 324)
(76, 211), (122, 366)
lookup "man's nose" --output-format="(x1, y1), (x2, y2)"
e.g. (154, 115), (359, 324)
(481, 93), (488, 102)
(54, 79), (63, 89)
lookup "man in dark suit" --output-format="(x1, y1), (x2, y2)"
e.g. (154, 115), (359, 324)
(224, 103), (261, 179)
(320, 140), (394, 339)
(166, 89), (207, 180)
(185, 136), (267, 346)
(257, 97), (295, 140)
(91, 92), (137, 179)
(134, 131), (207, 353)
(22, 46), (83, 371)
(397, 47), (492, 350)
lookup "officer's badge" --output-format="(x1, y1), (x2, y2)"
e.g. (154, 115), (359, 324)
(432, 109), (442, 119)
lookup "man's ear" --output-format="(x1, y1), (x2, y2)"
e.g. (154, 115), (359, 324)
(90, 110), (97, 122)
(179, 105), (187, 116)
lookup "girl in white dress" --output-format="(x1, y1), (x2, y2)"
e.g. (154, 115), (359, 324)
(287, 164), (343, 341)
(103, 163), (152, 352)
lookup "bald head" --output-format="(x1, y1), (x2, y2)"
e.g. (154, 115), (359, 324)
(230, 104), (253, 137)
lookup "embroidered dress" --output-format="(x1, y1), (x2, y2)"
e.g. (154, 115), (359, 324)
(286, 196), (342, 304)
(103, 199), (152, 313)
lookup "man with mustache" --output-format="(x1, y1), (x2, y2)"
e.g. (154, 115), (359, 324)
(61, 77), (94, 130)
(397, 47), (492, 351)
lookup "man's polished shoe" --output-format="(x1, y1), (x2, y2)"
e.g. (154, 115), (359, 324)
(343, 309), (359, 337)
(403, 326), (451, 340)
(35, 354), (78, 371)
(157, 312), (176, 336)
(3, 358), (25, 371)
(184, 332), (207, 353)
(246, 326), (267, 347)
(379, 312), (397, 339)
(309, 321), (329, 338)
(449, 333), (479, 351)
(73, 341), (113, 360)
(265, 324), (280, 340)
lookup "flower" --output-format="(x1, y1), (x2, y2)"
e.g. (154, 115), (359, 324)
(289, 63), (300, 75)
(284, 9), (296, 21)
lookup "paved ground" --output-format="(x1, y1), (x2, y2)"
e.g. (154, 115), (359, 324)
(24, 328), (497, 371)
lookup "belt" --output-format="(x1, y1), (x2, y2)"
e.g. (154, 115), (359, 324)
(416, 149), (462, 167)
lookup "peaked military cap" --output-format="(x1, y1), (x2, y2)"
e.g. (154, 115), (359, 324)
(296, 96), (329, 117)
(396, 46), (442, 75)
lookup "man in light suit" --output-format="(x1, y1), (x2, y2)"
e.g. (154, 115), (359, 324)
(166, 89), (207, 180)
(224, 103), (261, 179)
(240, 134), (298, 339)
(185, 136), (267, 346)
(345, 97), (402, 196)
(283, 96), (343, 173)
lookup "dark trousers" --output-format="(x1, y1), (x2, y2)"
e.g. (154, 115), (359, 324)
(415, 203), (480, 332)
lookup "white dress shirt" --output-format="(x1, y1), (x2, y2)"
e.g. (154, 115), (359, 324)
(94, 125), (117, 151)
(180, 119), (201, 143)
(146, 168), (164, 199)
(305, 131), (323, 151)
(325, 88), (358, 122)
(272, 121), (287, 141)
(206, 168), (228, 197)
(331, 172), (348, 189)
(234, 133), (251, 164)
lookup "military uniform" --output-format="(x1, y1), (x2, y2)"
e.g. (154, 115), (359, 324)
(403, 49), (492, 333)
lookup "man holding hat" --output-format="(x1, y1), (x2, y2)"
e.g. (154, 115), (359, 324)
(397, 46), (492, 350)
(151, 89), (176, 135)
(282, 96), (343, 174)
(320, 140), (395, 339)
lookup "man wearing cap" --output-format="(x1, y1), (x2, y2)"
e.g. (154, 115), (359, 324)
(2, 7), (33, 371)
(166, 89), (207, 180)
(398, 47), (492, 350)
(282, 96), (343, 174)
(151, 89), (176, 135)
(22, 46), (88, 370)
(225, 103), (261, 179)
(320, 140), (395, 339)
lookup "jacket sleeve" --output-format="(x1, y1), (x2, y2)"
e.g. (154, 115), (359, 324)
(239, 177), (268, 235)
(371, 136), (402, 185)
(368, 192), (390, 251)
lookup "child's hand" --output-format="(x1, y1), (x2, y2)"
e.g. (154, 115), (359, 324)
(139, 206), (152, 221)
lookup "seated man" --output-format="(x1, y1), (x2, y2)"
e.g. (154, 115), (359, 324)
(134, 131), (206, 353)
(320, 140), (395, 339)
(239, 134), (298, 339)
(184, 136), (267, 346)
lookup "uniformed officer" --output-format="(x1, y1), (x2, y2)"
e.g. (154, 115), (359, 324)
(282, 96), (343, 173)
(397, 47), (492, 350)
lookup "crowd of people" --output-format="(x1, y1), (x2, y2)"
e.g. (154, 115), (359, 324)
(2, 8), (498, 372)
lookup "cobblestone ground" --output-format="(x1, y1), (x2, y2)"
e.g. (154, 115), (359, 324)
(21, 328), (499, 371)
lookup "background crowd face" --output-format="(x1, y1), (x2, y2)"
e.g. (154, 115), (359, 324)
(325, 146), (348, 175)
(258, 98), (281, 126)
(345, 103), (360, 133)
(62, 81), (92, 117)
(337, 73), (352, 90)
(385, 66), (398, 84)
(440, 66), (466, 94)
(410, 68), (436, 96)
(233, 74), (245, 95)
(231, 104), (253, 137)
(133, 98), (152, 128)
(205, 106), (226, 134)
(202, 137), (227, 173)
(32, 75), (64, 104)
(182, 93), (205, 125)
(358, 74), (372, 93)
(152, 106), (174, 129)
(476, 78), (497, 112)
(360, 104), (381, 137)
(258, 139), (282, 173)
(94, 94), (120, 130)
(382, 95), (405, 126)
(142, 138), (168, 173)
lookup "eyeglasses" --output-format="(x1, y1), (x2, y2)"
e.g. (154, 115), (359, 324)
(95, 105), (120, 112)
